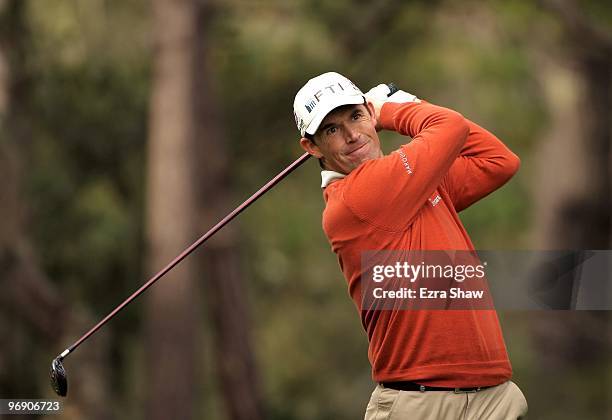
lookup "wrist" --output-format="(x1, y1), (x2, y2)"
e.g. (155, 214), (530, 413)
(379, 102), (419, 131)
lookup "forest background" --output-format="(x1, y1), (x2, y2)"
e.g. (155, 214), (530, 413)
(1, 0), (611, 419)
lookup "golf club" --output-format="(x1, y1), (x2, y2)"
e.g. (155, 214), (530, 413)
(50, 83), (398, 397)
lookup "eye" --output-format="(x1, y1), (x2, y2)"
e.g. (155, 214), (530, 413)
(326, 126), (337, 136)
(352, 111), (364, 120)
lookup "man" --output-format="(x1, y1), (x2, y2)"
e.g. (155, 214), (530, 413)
(293, 72), (528, 419)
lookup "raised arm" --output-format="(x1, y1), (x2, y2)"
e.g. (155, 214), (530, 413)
(342, 100), (469, 230)
(440, 119), (520, 212)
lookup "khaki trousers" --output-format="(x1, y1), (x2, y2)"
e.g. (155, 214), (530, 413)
(364, 381), (528, 420)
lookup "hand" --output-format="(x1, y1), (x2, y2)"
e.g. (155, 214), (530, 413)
(365, 84), (392, 122)
(365, 84), (420, 129)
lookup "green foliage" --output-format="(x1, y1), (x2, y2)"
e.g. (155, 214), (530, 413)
(27, 61), (148, 313)
(4, 0), (611, 418)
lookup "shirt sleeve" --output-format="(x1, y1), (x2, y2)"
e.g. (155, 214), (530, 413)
(341, 101), (469, 231)
(440, 119), (520, 212)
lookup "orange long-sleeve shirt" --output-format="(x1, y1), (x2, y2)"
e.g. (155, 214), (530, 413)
(321, 100), (520, 387)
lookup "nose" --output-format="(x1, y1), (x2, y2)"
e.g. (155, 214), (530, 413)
(343, 125), (360, 143)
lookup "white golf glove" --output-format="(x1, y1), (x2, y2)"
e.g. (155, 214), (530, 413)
(365, 84), (420, 120)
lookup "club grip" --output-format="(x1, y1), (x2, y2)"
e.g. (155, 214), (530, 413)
(386, 83), (398, 96)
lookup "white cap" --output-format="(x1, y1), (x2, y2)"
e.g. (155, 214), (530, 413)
(293, 72), (364, 137)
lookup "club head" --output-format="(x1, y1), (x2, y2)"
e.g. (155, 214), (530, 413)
(50, 357), (68, 397)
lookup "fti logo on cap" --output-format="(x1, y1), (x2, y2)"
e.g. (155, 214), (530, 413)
(305, 99), (317, 113)
(293, 72), (364, 136)
(305, 81), (359, 114)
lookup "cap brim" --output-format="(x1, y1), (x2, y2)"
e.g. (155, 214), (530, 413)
(304, 95), (365, 136)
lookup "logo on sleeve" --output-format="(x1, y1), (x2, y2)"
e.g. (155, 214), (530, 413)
(397, 149), (413, 175)
(429, 194), (442, 207)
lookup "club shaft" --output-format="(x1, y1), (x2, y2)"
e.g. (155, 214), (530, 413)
(61, 152), (311, 357)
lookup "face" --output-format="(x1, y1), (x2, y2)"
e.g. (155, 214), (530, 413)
(300, 103), (382, 174)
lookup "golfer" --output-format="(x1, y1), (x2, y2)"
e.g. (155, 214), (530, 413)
(293, 72), (528, 419)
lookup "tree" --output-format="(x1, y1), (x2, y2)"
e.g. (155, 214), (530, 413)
(144, 0), (263, 418)
(144, 0), (203, 417)
(0, 1), (112, 418)
(532, 0), (612, 417)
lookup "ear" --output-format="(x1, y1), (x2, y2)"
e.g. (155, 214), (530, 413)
(299, 137), (323, 159)
(364, 101), (378, 129)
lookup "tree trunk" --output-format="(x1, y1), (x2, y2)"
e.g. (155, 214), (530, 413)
(204, 246), (265, 420)
(191, 1), (265, 418)
(145, 0), (265, 417)
(144, 0), (205, 418)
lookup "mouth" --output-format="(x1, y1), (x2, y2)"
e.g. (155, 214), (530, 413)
(347, 142), (367, 155)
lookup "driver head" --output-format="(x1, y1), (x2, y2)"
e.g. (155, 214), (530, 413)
(50, 358), (68, 397)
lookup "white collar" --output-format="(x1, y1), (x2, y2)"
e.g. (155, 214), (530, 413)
(321, 170), (346, 188)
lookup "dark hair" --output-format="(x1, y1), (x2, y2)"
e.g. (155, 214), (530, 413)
(304, 133), (325, 169)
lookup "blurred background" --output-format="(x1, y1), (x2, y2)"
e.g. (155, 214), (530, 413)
(0, 0), (610, 418)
